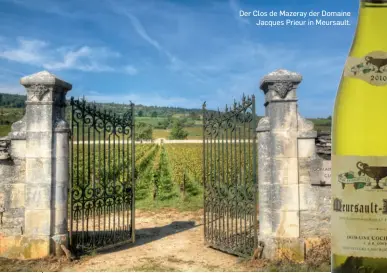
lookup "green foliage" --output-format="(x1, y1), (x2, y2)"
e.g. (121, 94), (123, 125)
(151, 111), (158, 117)
(0, 93), (26, 108)
(182, 171), (202, 197)
(135, 122), (153, 141)
(0, 108), (24, 136)
(189, 111), (200, 120)
(154, 146), (179, 201)
(135, 145), (160, 200)
(169, 120), (188, 140)
(154, 118), (171, 129)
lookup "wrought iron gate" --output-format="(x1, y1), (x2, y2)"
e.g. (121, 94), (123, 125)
(202, 95), (258, 257)
(69, 98), (135, 253)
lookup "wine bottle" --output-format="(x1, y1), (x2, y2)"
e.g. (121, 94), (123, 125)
(331, 0), (387, 272)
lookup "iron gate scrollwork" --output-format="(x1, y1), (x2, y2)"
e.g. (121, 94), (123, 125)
(69, 97), (135, 253)
(202, 95), (258, 257)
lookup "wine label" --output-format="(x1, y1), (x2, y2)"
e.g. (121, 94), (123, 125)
(332, 155), (387, 258)
(344, 51), (387, 86)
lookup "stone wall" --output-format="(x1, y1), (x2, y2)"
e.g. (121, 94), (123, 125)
(0, 71), (71, 259)
(257, 69), (331, 261)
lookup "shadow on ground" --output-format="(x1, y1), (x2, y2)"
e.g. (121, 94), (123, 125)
(93, 221), (200, 255)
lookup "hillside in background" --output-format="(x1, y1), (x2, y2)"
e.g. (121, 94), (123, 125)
(0, 92), (331, 137)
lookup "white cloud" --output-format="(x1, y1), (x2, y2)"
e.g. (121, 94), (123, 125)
(229, 0), (249, 25)
(110, 6), (204, 82)
(0, 38), (47, 64)
(0, 84), (25, 95)
(0, 37), (123, 73)
(121, 11), (162, 52)
(0, 66), (26, 77)
(123, 65), (138, 75)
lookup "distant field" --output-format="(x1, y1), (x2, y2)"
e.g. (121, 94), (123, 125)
(0, 108), (24, 137)
(0, 107), (332, 137)
(137, 117), (167, 126)
(186, 127), (202, 139)
(153, 129), (170, 139)
(309, 118), (331, 132)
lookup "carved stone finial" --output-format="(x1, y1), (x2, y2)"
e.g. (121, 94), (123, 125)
(29, 84), (50, 101)
(20, 70), (72, 103)
(272, 82), (294, 99)
(260, 69), (302, 98)
(20, 71), (72, 90)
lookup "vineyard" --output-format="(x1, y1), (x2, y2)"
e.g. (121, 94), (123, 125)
(71, 143), (206, 215)
(70, 141), (257, 214)
(134, 143), (204, 209)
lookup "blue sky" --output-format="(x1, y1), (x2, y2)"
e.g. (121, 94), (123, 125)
(0, 0), (359, 117)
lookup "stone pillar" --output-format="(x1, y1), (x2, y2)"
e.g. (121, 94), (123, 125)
(52, 120), (70, 255)
(257, 69), (303, 260)
(20, 71), (71, 258)
(257, 118), (272, 238)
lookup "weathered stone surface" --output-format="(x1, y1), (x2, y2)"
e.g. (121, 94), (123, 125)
(298, 114), (314, 132)
(9, 139), (26, 159)
(258, 236), (305, 261)
(316, 132), (331, 160)
(260, 69), (302, 102)
(20, 71), (72, 92)
(267, 101), (298, 131)
(25, 132), (53, 158)
(258, 130), (271, 183)
(299, 183), (318, 211)
(0, 70), (72, 260)
(0, 137), (10, 160)
(26, 106), (54, 132)
(25, 184), (51, 209)
(298, 138), (315, 158)
(8, 116), (26, 140)
(257, 116), (270, 132)
(272, 210), (299, 238)
(257, 69), (332, 261)
(272, 158), (298, 185)
(9, 184), (25, 209)
(25, 210), (51, 236)
(300, 185), (330, 238)
(0, 235), (51, 259)
(25, 158), (52, 184)
(298, 157), (331, 185)
(272, 132), (298, 158)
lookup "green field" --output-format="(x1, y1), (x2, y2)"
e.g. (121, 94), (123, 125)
(136, 116), (168, 126)
(70, 142), (257, 211)
(153, 129), (170, 139)
(0, 107), (331, 138)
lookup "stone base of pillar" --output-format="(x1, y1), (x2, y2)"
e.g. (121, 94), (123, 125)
(0, 235), (50, 259)
(258, 236), (305, 262)
(51, 233), (69, 256)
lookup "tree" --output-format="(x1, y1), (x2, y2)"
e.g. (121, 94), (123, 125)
(160, 118), (170, 129)
(169, 119), (188, 140)
(189, 112), (200, 120)
(327, 115), (332, 120)
(138, 110), (144, 117)
(135, 122), (153, 141)
(151, 111), (158, 118)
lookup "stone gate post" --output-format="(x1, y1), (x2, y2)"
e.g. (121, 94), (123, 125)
(21, 71), (71, 258)
(257, 69), (318, 260)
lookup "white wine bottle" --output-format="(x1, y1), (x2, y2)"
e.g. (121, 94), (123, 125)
(332, 0), (387, 272)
